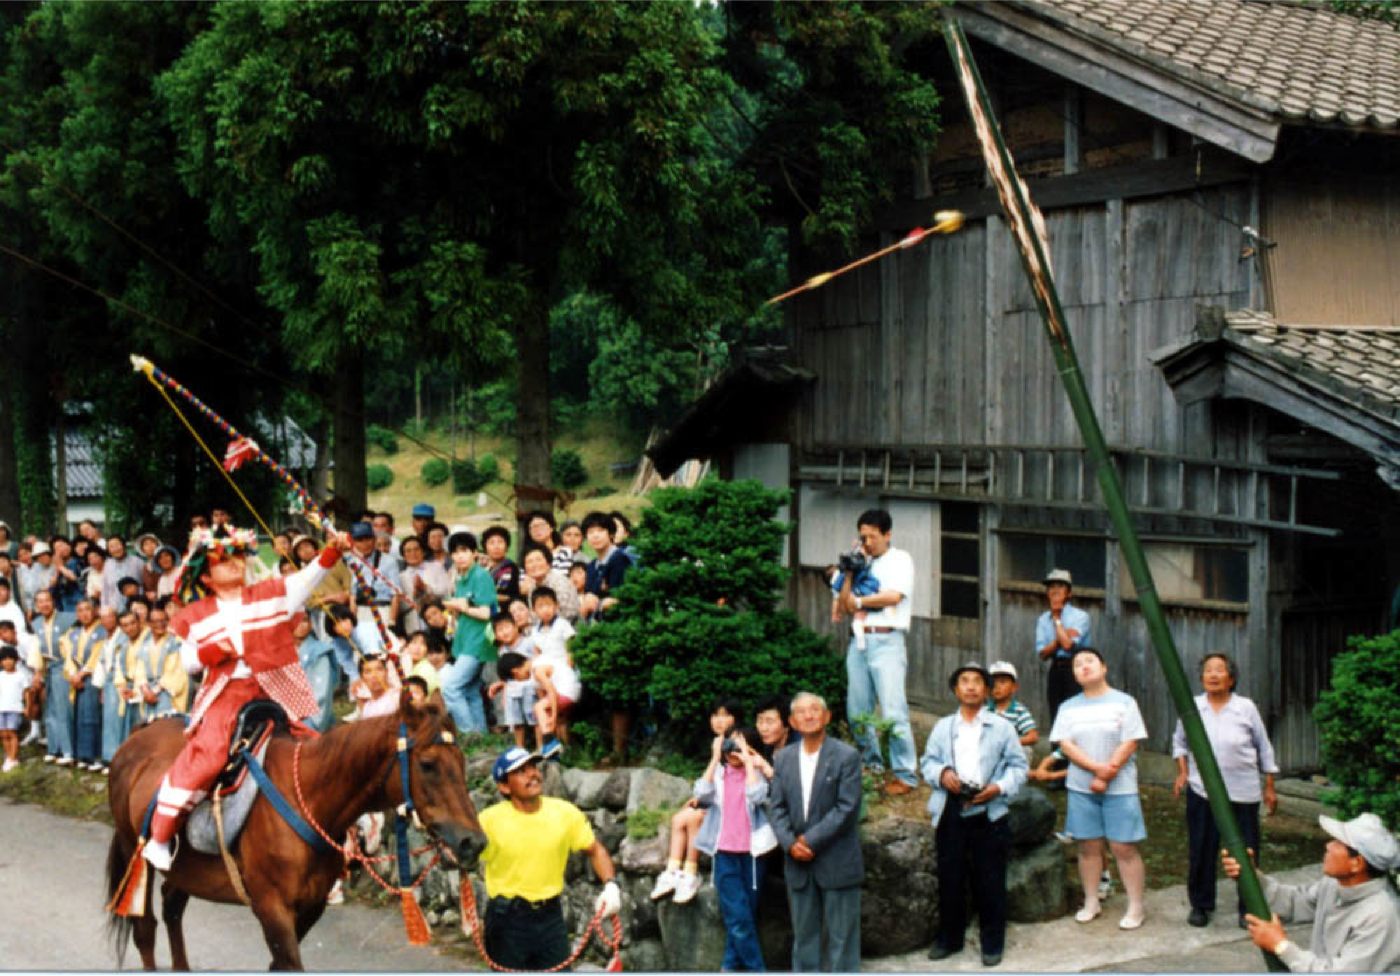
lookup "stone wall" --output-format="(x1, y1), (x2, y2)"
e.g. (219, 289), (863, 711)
(404, 763), (1073, 970)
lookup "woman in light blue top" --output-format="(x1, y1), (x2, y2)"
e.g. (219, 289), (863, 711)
(1172, 652), (1278, 928)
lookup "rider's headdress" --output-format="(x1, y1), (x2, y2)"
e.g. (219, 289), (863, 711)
(175, 525), (259, 603)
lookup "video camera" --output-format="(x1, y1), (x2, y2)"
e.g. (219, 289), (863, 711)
(837, 545), (868, 577)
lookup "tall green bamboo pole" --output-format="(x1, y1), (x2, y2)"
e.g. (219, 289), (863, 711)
(943, 19), (1283, 969)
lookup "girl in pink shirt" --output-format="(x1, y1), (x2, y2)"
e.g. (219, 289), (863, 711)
(693, 730), (778, 972)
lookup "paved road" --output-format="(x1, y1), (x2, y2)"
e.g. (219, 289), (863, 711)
(867, 862), (1319, 973)
(0, 799), (467, 971)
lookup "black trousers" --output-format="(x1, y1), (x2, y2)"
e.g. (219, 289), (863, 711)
(935, 804), (1010, 956)
(1047, 658), (1076, 728)
(1186, 790), (1261, 916)
(483, 896), (572, 971)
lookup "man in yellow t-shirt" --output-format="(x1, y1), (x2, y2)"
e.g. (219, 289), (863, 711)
(478, 747), (622, 970)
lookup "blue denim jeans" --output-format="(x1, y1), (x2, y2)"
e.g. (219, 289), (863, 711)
(845, 629), (917, 785)
(715, 851), (766, 972)
(441, 655), (487, 734)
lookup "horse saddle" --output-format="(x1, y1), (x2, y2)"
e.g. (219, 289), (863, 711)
(185, 701), (288, 856)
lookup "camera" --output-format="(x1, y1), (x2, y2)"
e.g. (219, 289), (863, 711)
(958, 781), (983, 801)
(837, 545), (868, 577)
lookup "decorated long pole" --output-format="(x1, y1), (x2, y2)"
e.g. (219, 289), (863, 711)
(131, 354), (406, 650)
(767, 211), (966, 306)
(940, 19), (1283, 969)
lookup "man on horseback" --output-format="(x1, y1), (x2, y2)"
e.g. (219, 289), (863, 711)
(143, 525), (349, 871)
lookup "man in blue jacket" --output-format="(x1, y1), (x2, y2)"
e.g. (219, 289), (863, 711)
(921, 662), (1028, 967)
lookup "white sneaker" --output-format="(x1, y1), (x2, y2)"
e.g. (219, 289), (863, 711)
(650, 870), (679, 901)
(1075, 900), (1101, 923)
(1097, 871), (1114, 900)
(43, 754), (56, 764)
(20, 726), (40, 746)
(55, 756), (73, 767)
(327, 879), (345, 905)
(1119, 909), (1145, 930)
(672, 871), (702, 904)
(143, 840), (174, 872)
(1, 758), (18, 773)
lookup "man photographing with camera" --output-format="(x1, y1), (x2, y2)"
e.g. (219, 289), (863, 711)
(920, 662), (1028, 967)
(835, 509), (917, 796)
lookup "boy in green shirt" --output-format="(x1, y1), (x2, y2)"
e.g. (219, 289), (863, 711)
(441, 531), (497, 733)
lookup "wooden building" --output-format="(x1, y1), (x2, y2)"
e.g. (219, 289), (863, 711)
(651, 0), (1400, 773)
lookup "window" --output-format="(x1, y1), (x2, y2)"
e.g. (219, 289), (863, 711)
(1119, 544), (1248, 607)
(999, 532), (1107, 591)
(940, 501), (980, 619)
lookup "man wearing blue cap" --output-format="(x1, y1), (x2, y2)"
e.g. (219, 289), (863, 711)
(476, 747), (621, 969)
(411, 504), (436, 546)
(348, 520), (399, 629)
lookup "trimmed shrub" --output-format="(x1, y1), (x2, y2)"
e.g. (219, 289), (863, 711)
(571, 479), (842, 736)
(420, 457), (451, 488)
(551, 448), (588, 489)
(477, 452), (501, 484)
(366, 424), (399, 454)
(451, 458), (491, 495)
(1314, 629), (1400, 827)
(366, 464), (394, 491)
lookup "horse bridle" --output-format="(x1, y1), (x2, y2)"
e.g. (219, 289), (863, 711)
(392, 721), (466, 868)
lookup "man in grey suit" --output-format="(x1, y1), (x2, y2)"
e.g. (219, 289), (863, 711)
(768, 691), (864, 972)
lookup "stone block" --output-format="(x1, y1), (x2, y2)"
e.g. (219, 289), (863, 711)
(859, 817), (938, 955)
(657, 883), (726, 971)
(589, 808), (627, 853)
(1007, 786), (1057, 849)
(624, 938), (668, 972)
(564, 768), (616, 810)
(596, 769), (631, 810)
(626, 767), (694, 816)
(618, 824), (669, 875)
(1006, 838), (1069, 922)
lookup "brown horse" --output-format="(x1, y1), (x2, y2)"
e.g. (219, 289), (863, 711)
(105, 694), (484, 971)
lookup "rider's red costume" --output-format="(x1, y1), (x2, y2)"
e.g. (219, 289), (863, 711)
(147, 545), (340, 845)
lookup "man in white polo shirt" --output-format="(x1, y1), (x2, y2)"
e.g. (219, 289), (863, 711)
(836, 508), (917, 796)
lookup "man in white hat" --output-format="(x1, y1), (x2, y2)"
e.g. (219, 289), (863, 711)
(1036, 568), (1092, 727)
(1223, 812), (1400, 972)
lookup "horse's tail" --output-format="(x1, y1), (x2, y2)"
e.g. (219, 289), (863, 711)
(105, 833), (136, 968)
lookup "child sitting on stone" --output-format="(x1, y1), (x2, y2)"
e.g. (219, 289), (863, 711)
(650, 698), (743, 905)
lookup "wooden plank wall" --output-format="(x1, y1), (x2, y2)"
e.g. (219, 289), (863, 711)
(788, 183), (1283, 754)
(796, 185), (1254, 454)
(1266, 173), (1400, 327)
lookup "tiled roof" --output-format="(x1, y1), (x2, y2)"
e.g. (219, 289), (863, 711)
(1032, 0), (1400, 131)
(62, 414), (319, 501)
(1224, 310), (1400, 421)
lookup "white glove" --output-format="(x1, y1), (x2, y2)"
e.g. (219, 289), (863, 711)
(595, 880), (622, 918)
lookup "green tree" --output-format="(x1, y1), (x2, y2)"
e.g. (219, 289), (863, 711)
(0, 1), (284, 535)
(1314, 630), (1400, 827)
(572, 479), (842, 738)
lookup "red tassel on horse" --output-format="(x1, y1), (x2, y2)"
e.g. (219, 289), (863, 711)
(400, 888), (431, 946)
(108, 842), (150, 918)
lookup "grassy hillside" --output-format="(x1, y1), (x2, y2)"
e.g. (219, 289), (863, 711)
(362, 419), (653, 533)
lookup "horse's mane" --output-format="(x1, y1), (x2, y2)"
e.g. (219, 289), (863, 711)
(297, 702), (453, 776)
